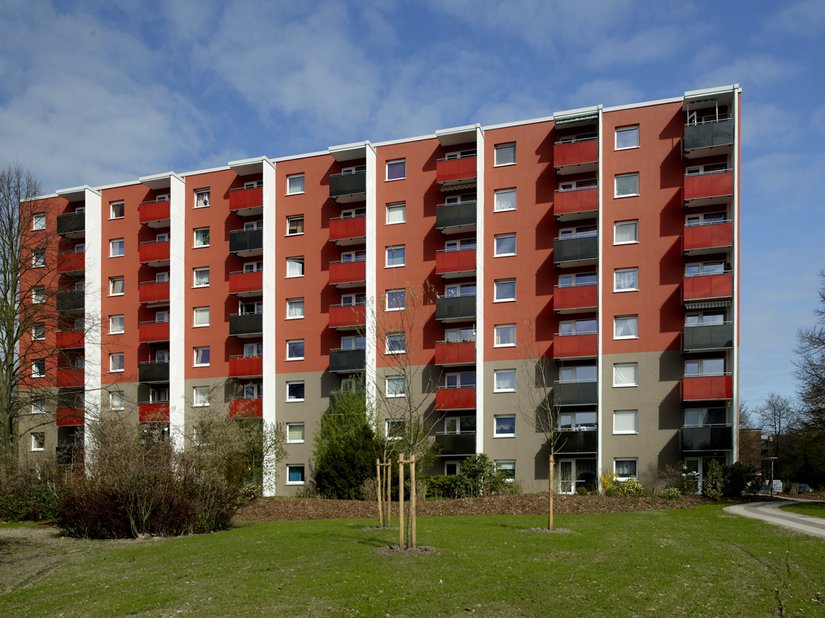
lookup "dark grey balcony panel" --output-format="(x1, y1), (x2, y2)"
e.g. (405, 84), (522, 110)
(229, 313), (263, 336)
(229, 229), (263, 253)
(554, 381), (598, 406)
(330, 171), (367, 200)
(435, 432), (476, 456)
(57, 212), (85, 235)
(556, 430), (598, 454)
(684, 119), (734, 152)
(683, 323), (733, 351)
(681, 426), (733, 451)
(57, 291), (84, 311)
(139, 362), (169, 383)
(436, 202), (477, 229)
(554, 235), (598, 263)
(330, 348), (365, 373)
(436, 295), (476, 321)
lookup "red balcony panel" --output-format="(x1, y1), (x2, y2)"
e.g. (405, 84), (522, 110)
(554, 188), (598, 217)
(56, 407), (84, 427)
(683, 273), (733, 301)
(436, 156), (477, 185)
(329, 216), (366, 242)
(229, 271), (263, 295)
(139, 241), (170, 263)
(139, 281), (170, 304)
(680, 375), (733, 401)
(229, 355), (263, 377)
(683, 171), (733, 202)
(435, 341), (475, 366)
(139, 200), (170, 224)
(329, 304), (366, 329)
(329, 260), (366, 285)
(56, 330), (84, 349)
(230, 398), (263, 419)
(57, 368), (84, 388)
(553, 334), (597, 359)
(436, 249), (476, 276)
(229, 187), (263, 211)
(435, 387), (476, 410)
(554, 140), (598, 168)
(57, 252), (84, 274)
(554, 285), (598, 312)
(682, 223), (733, 253)
(139, 403), (169, 423)
(139, 321), (170, 342)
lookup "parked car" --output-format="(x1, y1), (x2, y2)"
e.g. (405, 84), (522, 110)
(797, 483), (813, 493)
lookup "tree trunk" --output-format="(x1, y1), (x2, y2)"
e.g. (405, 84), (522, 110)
(548, 450), (555, 530)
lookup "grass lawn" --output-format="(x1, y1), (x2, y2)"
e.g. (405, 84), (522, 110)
(1, 504), (824, 617)
(781, 501), (825, 519)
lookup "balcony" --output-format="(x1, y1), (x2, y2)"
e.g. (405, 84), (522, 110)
(329, 303), (366, 330)
(435, 202), (476, 235)
(329, 348), (366, 374)
(139, 321), (170, 343)
(57, 368), (84, 388)
(56, 330), (83, 349)
(554, 187), (598, 221)
(329, 260), (366, 287)
(554, 235), (598, 267)
(683, 118), (734, 159)
(229, 355), (263, 378)
(436, 248), (476, 278)
(57, 290), (84, 312)
(435, 386), (476, 411)
(139, 402), (169, 423)
(553, 334), (597, 359)
(434, 340), (475, 366)
(56, 407), (84, 427)
(329, 215), (366, 245)
(138, 361), (169, 383)
(56, 212), (84, 237)
(681, 425), (733, 452)
(436, 295), (475, 323)
(434, 431), (476, 456)
(554, 284), (597, 313)
(229, 186), (263, 216)
(57, 251), (84, 276)
(229, 313), (263, 337)
(229, 229), (263, 257)
(683, 273), (733, 302)
(554, 381), (598, 406)
(683, 171), (733, 207)
(683, 222), (733, 254)
(229, 398), (263, 419)
(139, 281), (170, 304)
(138, 200), (170, 226)
(436, 156), (477, 188)
(556, 429), (598, 454)
(329, 171), (366, 203)
(229, 271), (263, 296)
(683, 323), (734, 352)
(680, 375), (733, 401)
(554, 138), (598, 175)
(139, 240), (170, 265)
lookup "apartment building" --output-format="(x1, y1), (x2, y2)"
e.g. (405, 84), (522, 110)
(19, 85), (741, 495)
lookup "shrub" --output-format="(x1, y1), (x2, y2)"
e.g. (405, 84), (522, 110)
(723, 462), (757, 497)
(458, 454), (517, 497)
(703, 459), (724, 501)
(662, 464), (699, 495)
(661, 487), (681, 500)
(575, 486), (589, 496)
(601, 473), (645, 497)
(0, 458), (60, 522)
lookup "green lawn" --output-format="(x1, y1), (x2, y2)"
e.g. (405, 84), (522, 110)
(781, 501), (825, 519)
(1, 505), (824, 617)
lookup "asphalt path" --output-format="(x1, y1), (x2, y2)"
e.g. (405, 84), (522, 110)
(724, 500), (825, 539)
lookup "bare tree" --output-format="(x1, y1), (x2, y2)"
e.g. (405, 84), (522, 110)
(797, 271), (825, 432)
(757, 393), (799, 464)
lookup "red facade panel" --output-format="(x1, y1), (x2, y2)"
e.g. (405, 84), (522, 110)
(554, 285), (597, 312)
(56, 407), (84, 427)
(554, 140), (598, 168)
(139, 321), (170, 342)
(138, 200), (170, 224)
(229, 398), (263, 418)
(329, 216), (366, 242)
(682, 223), (733, 252)
(329, 261), (366, 285)
(229, 186), (263, 211)
(680, 375), (733, 401)
(683, 171), (733, 202)
(57, 251), (84, 274)
(57, 368), (84, 388)
(435, 386), (476, 410)
(139, 281), (170, 303)
(553, 334), (597, 359)
(56, 330), (84, 349)
(554, 187), (598, 217)
(683, 273), (733, 301)
(434, 340), (475, 366)
(435, 248), (476, 276)
(228, 355), (263, 377)
(139, 240), (170, 263)
(328, 304), (366, 329)
(229, 271), (263, 295)
(436, 156), (477, 185)
(139, 403), (169, 423)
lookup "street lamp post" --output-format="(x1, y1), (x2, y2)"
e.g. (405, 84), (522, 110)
(768, 456), (778, 495)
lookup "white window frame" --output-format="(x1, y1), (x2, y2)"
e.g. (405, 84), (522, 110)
(615, 125), (640, 150)
(493, 188), (516, 212)
(286, 215), (304, 236)
(614, 220), (638, 245)
(192, 385), (210, 408)
(32, 322), (45, 341)
(494, 143), (516, 167)
(493, 233), (516, 257)
(494, 415), (516, 438)
(31, 399), (46, 415)
(286, 174), (305, 195)
(494, 324), (516, 347)
(193, 307), (210, 328)
(385, 419), (404, 440)
(194, 189), (210, 208)
(286, 339), (304, 361)
(109, 239), (124, 258)
(385, 375), (406, 398)
(109, 352), (124, 373)
(385, 245), (406, 268)
(286, 422), (305, 443)
(614, 173), (640, 198)
(32, 250), (45, 268)
(385, 289), (406, 311)
(385, 332), (406, 355)
(286, 381), (305, 402)
(495, 459), (516, 480)
(109, 391), (125, 411)
(613, 268), (639, 292)
(193, 267), (210, 288)
(32, 213), (47, 230)
(31, 359), (46, 378)
(193, 227), (210, 248)
(193, 346), (210, 367)
(613, 363), (638, 388)
(613, 315), (639, 340)
(286, 464), (305, 485)
(286, 298), (304, 320)
(31, 432), (45, 452)
(614, 458), (638, 480)
(286, 257), (304, 278)
(493, 279), (516, 302)
(109, 314), (124, 334)
(385, 159), (406, 181)
(386, 202), (406, 224)
(613, 410), (638, 435)
(32, 286), (46, 304)
(493, 369), (516, 393)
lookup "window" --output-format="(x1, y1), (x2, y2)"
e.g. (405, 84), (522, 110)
(341, 250), (366, 263)
(193, 267), (209, 288)
(243, 383), (263, 400)
(495, 460), (516, 480)
(386, 376), (406, 398)
(615, 126), (640, 150)
(32, 399), (46, 415)
(286, 257), (304, 278)
(385, 245), (406, 268)
(286, 381), (305, 402)
(386, 159), (406, 181)
(444, 238), (476, 252)
(193, 386), (210, 407)
(109, 201), (125, 219)
(193, 347), (210, 367)
(684, 407), (727, 427)
(386, 202), (406, 224)
(341, 292), (366, 307)
(31, 359), (45, 378)
(614, 316), (639, 339)
(684, 358), (725, 377)
(195, 189), (210, 208)
(32, 286), (45, 304)
(341, 336), (363, 352)
(385, 419), (404, 440)
(558, 410), (597, 430)
(287, 422), (305, 443)
(243, 261), (263, 273)
(109, 352), (124, 373)
(494, 415), (516, 437)
(386, 289), (406, 311)
(614, 220), (638, 244)
(613, 410), (638, 434)
(685, 261), (726, 277)
(615, 173), (639, 197)
(494, 369), (516, 393)
(31, 432), (45, 452)
(32, 322), (45, 340)
(445, 282), (476, 297)
(614, 268), (638, 292)
(286, 340), (304, 360)
(193, 227), (210, 247)
(494, 279), (516, 302)
(193, 307), (210, 327)
(494, 189), (516, 212)
(386, 332), (406, 354)
(286, 216), (304, 235)
(445, 371), (475, 389)
(286, 464), (305, 485)
(153, 310), (169, 324)
(287, 174), (305, 195)
(244, 342), (263, 357)
(32, 213), (46, 230)
(109, 239), (124, 257)
(32, 250), (45, 268)
(155, 271), (169, 283)
(685, 212), (727, 227)
(110, 391), (125, 411)
(445, 327), (475, 342)
(244, 220), (263, 231)
(614, 459), (638, 479)
(685, 312), (725, 327)
(558, 178), (597, 191)
(559, 319), (597, 336)
(613, 363), (638, 387)
(286, 298), (304, 319)
(243, 180), (262, 190)
(494, 324), (516, 347)
(494, 143), (516, 166)
(494, 234), (516, 257)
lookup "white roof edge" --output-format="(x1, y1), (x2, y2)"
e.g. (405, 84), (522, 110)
(31, 193), (60, 200)
(56, 184), (94, 196)
(372, 132), (436, 148)
(137, 171), (181, 183)
(270, 149), (331, 163)
(181, 165), (231, 177)
(684, 84), (741, 99)
(603, 95), (684, 113)
(328, 140), (370, 153)
(228, 155), (268, 167)
(95, 179), (143, 191)
(435, 123), (480, 137)
(553, 104), (602, 121)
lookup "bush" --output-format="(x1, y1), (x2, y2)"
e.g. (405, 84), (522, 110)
(703, 459), (724, 501)
(601, 473), (645, 497)
(662, 464), (699, 495)
(425, 455), (519, 499)
(660, 487), (681, 500)
(0, 458), (60, 522)
(723, 462), (757, 497)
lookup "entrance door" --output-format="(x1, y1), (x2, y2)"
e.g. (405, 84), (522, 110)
(558, 460), (575, 494)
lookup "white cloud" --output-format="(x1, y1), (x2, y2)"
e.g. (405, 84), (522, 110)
(740, 102), (801, 149)
(695, 53), (799, 91)
(766, 0), (825, 37)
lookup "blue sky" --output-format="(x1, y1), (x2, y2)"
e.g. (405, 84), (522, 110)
(2, 0), (824, 410)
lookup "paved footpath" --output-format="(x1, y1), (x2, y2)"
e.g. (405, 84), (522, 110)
(725, 500), (825, 539)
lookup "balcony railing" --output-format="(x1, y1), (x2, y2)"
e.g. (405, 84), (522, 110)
(434, 431), (476, 456)
(435, 386), (476, 410)
(139, 240), (170, 264)
(554, 380), (598, 406)
(680, 374), (733, 401)
(229, 313), (263, 337)
(228, 355), (263, 377)
(683, 170), (734, 205)
(56, 212), (84, 236)
(683, 273), (733, 302)
(57, 290), (84, 312)
(329, 215), (366, 244)
(229, 186), (263, 213)
(229, 271), (263, 296)
(329, 171), (367, 203)
(56, 407), (84, 427)
(683, 222), (733, 253)
(681, 425), (733, 451)
(554, 284), (597, 313)
(554, 187), (598, 219)
(435, 202), (476, 233)
(436, 156), (477, 187)
(139, 321), (170, 343)
(229, 229), (263, 255)
(139, 281), (170, 304)
(435, 248), (476, 278)
(436, 295), (476, 322)
(139, 200), (170, 225)
(329, 260), (366, 287)
(138, 361), (169, 383)
(554, 137), (598, 174)
(56, 330), (83, 349)
(683, 323), (734, 352)
(556, 429), (598, 454)
(329, 303), (366, 330)
(57, 368), (84, 388)
(553, 334), (597, 359)
(139, 402), (169, 423)
(434, 340), (475, 366)
(230, 398), (263, 419)
(683, 118), (734, 157)
(57, 251), (84, 275)
(329, 348), (366, 373)
(554, 235), (598, 266)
